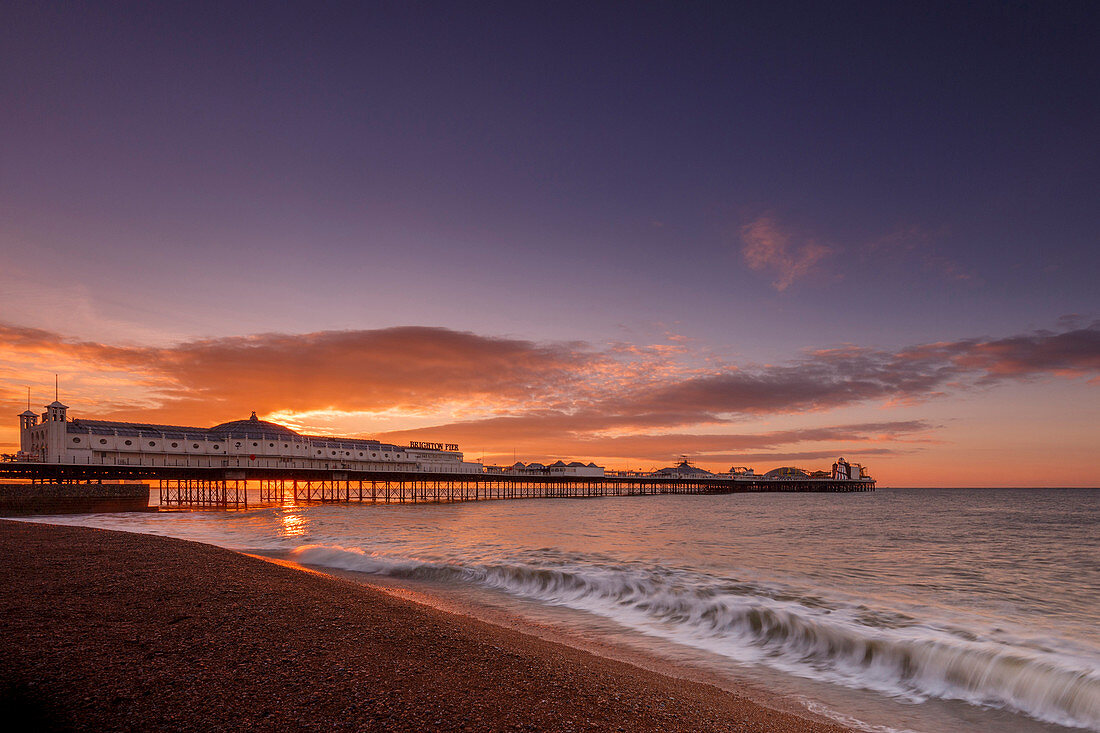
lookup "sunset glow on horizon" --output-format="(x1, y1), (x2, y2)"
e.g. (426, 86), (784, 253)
(1, 320), (1096, 487)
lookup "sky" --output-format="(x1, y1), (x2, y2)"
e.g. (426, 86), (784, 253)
(1, 2), (1097, 486)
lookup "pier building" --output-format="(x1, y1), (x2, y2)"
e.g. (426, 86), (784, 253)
(17, 402), (483, 474)
(832, 457), (868, 480)
(501, 461), (605, 477)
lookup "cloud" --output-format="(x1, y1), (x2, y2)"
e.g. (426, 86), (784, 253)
(2, 320), (1097, 465)
(0, 324), (599, 424)
(712, 448), (902, 462)
(377, 420), (932, 463)
(0, 383), (25, 415)
(950, 326), (1100, 378)
(740, 216), (833, 290)
(655, 322), (1100, 419)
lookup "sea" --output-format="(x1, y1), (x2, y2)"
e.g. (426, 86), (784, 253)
(21, 488), (1100, 733)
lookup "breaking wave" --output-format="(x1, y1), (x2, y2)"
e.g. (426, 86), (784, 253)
(292, 544), (1100, 731)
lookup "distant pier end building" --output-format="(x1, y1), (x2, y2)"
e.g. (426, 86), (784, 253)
(17, 402), (485, 474)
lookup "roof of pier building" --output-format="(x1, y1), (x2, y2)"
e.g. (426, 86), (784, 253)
(209, 412), (302, 438)
(762, 466), (810, 479)
(68, 419), (212, 438)
(57, 411), (439, 455)
(654, 460), (713, 476)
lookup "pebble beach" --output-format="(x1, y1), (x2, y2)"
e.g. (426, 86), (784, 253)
(0, 520), (845, 732)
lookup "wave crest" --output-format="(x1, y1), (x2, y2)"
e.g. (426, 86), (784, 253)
(291, 544), (1100, 731)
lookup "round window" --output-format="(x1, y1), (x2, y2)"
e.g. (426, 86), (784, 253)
(384, 453), (389, 458)
(269, 443), (274, 447)
(372, 453), (377, 458)
(359, 452), (363, 457)
(331, 450), (337, 455)
(252, 442), (258, 447)
(72, 437), (80, 443)
(345, 451), (350, 456)
(235, 442), (241, 448)
(124, 440), (132, 446)
(171, 442), (178, 448)
(317, 450), (322, 454)
(213, 445), (219, 450)
(283, 444), (288, 448)
(149, 441), (156, 447)
(193, 443), (200, 449)
(99, 439), (107, 445)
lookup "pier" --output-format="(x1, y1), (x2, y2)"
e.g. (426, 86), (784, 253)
(8, 404), (874, 510)
(0, 463), (874, 510)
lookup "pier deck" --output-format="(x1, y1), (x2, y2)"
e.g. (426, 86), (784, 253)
(0, 462), (874, 510)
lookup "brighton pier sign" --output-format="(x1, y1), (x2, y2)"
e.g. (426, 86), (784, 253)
(408, 441), (460, 452)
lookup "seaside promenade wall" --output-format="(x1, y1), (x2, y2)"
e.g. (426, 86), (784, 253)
(0, 483), (151, 515)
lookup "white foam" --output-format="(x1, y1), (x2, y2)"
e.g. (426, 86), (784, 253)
(291, 544), (1100, 731)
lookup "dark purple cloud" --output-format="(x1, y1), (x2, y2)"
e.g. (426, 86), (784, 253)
(629, 323), (1100, 421)
(950, 326), (1100, 378)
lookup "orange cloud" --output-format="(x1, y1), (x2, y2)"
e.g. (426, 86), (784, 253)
(2, 321), (1097, 471)
(740, 216), (832, 290)
(0, 324), (600, 425)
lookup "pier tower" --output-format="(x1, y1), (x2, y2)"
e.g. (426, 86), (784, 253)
(18, 398), (69, 463)
(18, 408), (38, 455)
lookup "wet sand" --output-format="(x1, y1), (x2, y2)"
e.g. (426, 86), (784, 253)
(0, 520), (848, 732)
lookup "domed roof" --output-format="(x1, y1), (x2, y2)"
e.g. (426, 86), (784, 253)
(763, 466), (809, 479)
(208, 412), (301, 437)
(655, 460), (713, 476)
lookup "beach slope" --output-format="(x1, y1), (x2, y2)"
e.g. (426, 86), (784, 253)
(0, 520), (846, 732)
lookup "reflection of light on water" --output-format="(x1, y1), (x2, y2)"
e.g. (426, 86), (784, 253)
(280, 511), (307, 538)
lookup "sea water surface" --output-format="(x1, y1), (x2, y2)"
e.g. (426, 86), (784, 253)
(24, 488), (1100, 732)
